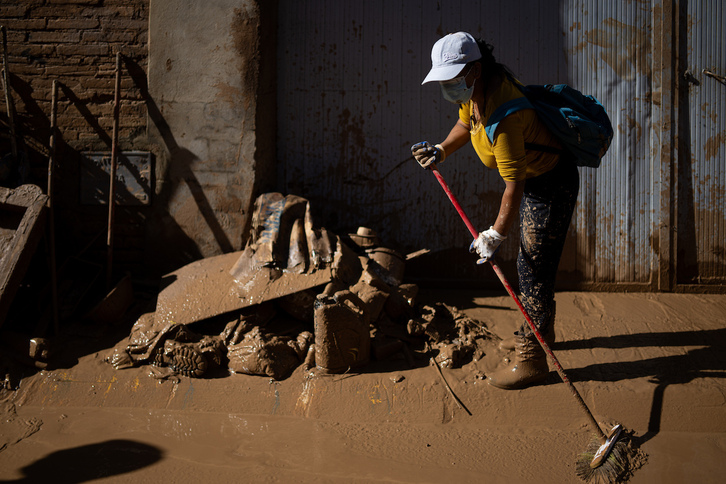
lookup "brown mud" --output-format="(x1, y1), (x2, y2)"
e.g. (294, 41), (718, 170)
(1, 290), (726, 483)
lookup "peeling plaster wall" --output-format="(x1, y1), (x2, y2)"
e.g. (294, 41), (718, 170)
(146, 0), (275, 275)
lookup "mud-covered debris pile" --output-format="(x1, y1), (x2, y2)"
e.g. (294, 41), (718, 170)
(107, 193), (498, 380)
(408, 302), (498, 368)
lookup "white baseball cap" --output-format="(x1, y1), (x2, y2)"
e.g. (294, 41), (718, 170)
(422, 32), (482, 84)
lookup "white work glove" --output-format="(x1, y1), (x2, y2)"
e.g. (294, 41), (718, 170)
(469, 227), (506, 264)
(411, 141), (446, 169)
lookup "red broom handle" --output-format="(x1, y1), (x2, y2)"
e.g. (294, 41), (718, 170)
(429, 165), (606, 440)
(431, 166), (478, 239)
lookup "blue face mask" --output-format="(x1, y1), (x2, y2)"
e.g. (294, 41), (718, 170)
(440, 66), (474, 104)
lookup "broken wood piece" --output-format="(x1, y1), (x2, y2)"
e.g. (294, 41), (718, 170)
(0, 185), (48, 330)
(430, 355), (472, 416)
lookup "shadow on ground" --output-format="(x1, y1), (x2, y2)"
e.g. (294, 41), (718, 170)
(540, 328), (726, 445)
(0, 439), (163, 484)
(552, 328), (726, 384)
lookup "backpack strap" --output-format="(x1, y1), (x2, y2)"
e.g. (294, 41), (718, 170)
(484, 97), (532, 144)
(484, 88), (563, 156)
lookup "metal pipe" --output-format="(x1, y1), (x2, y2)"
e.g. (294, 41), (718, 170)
(702, 69), (726, 85)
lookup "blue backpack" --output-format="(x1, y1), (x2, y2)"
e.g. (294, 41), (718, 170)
(484, 79), (613, 168)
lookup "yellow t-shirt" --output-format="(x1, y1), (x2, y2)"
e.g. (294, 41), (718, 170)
(459, 77), (561, 182)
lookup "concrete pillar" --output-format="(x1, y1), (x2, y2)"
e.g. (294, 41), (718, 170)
(145, 0), (276, 276)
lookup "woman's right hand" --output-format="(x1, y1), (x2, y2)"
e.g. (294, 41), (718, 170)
(411, 141), (445, 168)
(469, 227), (507, 264)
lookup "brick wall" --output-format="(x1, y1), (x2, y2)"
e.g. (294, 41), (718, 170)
(1, 0), (149, 152)
(0, 0), (151, 280)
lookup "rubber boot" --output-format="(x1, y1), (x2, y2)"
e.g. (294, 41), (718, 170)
(498, 302), (556, 351)
(487, 333), (549, 390)
(498, 324), (555, 351)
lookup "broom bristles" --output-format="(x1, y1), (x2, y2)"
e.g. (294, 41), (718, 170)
(575, 427), (647, 483)
(575, 436), (626, 483)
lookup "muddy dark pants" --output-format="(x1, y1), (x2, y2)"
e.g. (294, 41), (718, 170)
(517, 156), (580, 336)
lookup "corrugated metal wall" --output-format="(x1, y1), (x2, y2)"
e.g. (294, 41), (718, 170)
(276, 0), (725, 289)
(679, 0), (726, 284)
(563, 1), (655, 284)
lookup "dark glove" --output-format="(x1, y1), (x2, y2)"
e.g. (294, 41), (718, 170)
(411, 141), (446, 169)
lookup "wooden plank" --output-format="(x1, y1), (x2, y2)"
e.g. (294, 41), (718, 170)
(0, 185), (48, 329)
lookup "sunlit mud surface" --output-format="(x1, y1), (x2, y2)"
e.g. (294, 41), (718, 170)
(2, 291), (725, 483)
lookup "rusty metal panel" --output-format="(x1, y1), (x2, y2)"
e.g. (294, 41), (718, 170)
(562, 1), (656, 284)
(277, 1), (663, 285)
(80, 151), (153, 206)
(679, 1), (726, 284)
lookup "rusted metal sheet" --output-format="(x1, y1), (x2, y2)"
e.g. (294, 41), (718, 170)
(562, 1), (656, 285)
(80, 151), (153, 206)
(679, 1), (726, 284)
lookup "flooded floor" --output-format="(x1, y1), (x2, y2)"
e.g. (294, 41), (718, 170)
(2, 290), (726, 483)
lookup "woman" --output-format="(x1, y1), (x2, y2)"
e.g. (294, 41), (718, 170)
(412, 32), (579, 389)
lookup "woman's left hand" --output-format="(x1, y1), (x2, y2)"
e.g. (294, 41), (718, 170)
(411, 141), (445, 168)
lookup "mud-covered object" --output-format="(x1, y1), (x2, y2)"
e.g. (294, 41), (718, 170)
(230, 193), (339, 284)
(314, 289), (371, 374)
(364, 247), (405, 286)
(154, 193), (362, 329)
(124, 312), (206, 362)
(220, 303), (277, 346)
(0, 331), (51, 370)
(108, 312), (225, 378)
(106, 312), (161, 370)
(407, 303), (496, 368)
(151, 336), (226, 378)
(382, 284), (418, 320)
(227, 327), (312, 380)
(108, 191), (364, 378)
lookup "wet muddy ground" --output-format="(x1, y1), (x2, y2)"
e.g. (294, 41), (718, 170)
(1, 290), (725, 483)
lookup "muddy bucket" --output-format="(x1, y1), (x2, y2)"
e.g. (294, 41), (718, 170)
(365, 247), (405, 286)
(313, 290), (370, 373)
